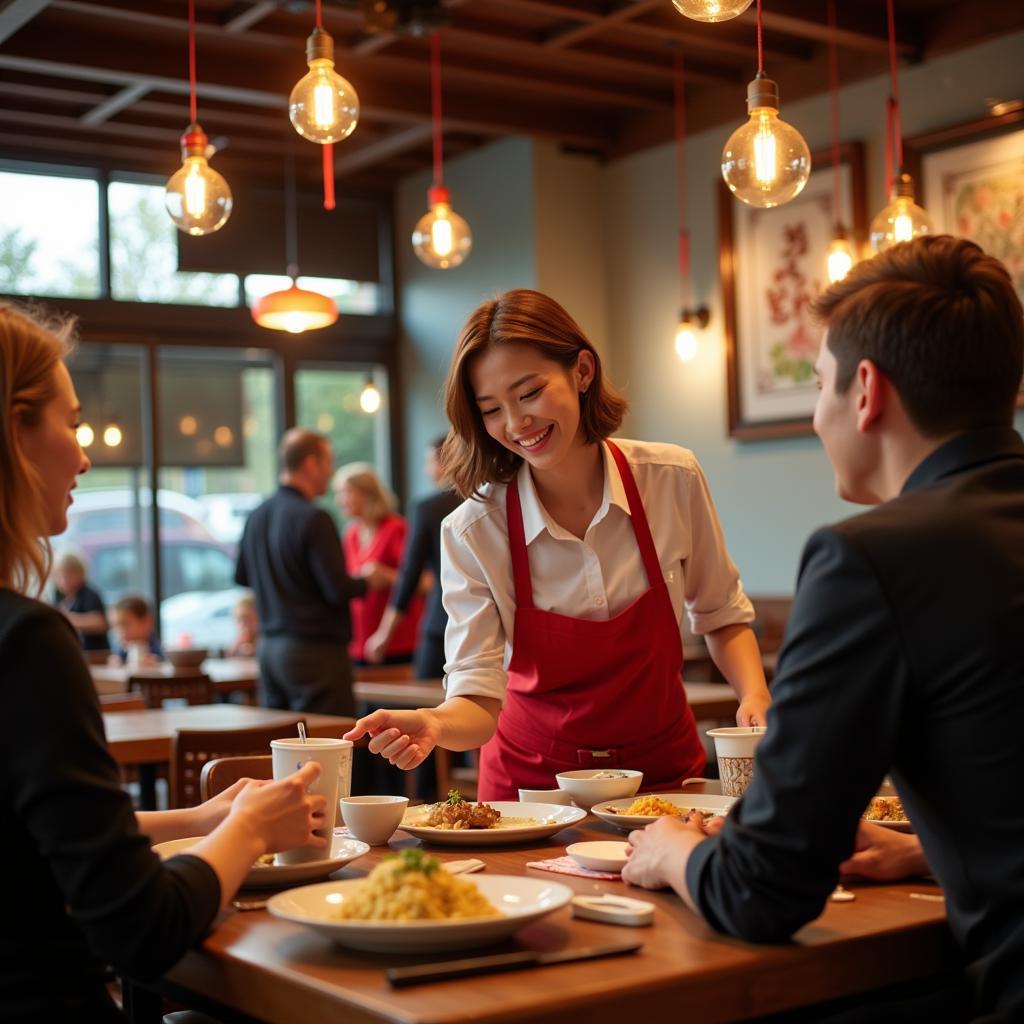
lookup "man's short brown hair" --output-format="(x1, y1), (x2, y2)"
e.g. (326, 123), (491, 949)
(811, 235), (1023, 437)
(278, 428), (328, 473)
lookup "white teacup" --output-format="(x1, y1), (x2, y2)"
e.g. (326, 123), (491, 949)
(518, 787), (574, 805)
(270, 737), (352, 864)
(707, 726), (767, 797)
(339, 795), (409, 846)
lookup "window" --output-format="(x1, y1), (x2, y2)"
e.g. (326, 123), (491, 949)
(108, 180), (239, 305)
(244, 274), (380, 315)
(0, 168), (100, 298)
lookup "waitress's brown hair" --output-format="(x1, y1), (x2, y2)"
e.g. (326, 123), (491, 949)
(441, 289), (628, 499)
(0, 302), (74, 593)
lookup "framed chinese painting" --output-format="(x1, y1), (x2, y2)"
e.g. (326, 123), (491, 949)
(721, 141), (866, 440)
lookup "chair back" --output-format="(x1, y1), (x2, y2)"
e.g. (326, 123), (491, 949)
(98, 692), (147, 712)
(353, 663), (414, 683)
(200, 755), (273, 801)
(131, 673), (214, 709)
(170, 718), (304, 808)
(84, 649), (113, 665)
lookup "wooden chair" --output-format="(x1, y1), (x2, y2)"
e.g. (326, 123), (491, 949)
(98, 692), (147, 711)
(131, 673), (214, 709)
(434, 748), (479, 802)
(170, 718), (304, 808)
(199, 754), (273, 801)
(84, 648), (113, 665)
(353, 663), (414, 683)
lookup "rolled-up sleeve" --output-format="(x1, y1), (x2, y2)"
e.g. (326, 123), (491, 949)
(440, 517), (509, 704)
(682, 460), (754, 635)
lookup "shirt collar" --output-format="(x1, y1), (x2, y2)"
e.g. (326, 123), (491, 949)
(514, 442), (632, 545)
(901, 427), (1024, 494)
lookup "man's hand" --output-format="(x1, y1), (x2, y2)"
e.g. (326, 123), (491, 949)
(840, 821), (930, 881)
(621, 813), (720, 900)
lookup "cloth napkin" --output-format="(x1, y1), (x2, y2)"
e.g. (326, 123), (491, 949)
(525, 855), (622, 881)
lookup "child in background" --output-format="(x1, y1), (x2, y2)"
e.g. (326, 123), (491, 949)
(109, 594), (163, 667)
(226, 592), (259, 657)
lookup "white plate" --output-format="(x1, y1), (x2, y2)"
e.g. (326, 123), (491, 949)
(590, 792), (736, 832)
(154, 835), (371, 888)
(863, 817), (913, 833)
(400, 801), (586, 846)
(267, 874), (573, 953)
(566, 840), (630, 872)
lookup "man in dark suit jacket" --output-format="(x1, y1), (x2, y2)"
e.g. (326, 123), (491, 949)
(623, 236), (1024, 1022)
(365, 436), (461, 680)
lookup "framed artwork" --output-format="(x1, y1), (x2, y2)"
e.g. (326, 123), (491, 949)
(720, 142), (866, 440)
(905, 107), (1024, 405)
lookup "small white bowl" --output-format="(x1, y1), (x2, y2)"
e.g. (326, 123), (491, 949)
(518, 787), (574, 805)
(165, 647), (208, 669)
(339, 795), (408, 845)
(555, 768), (643, 811)
(566, 840), (631, 873)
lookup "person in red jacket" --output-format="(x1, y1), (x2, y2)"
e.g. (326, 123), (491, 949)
(333, 463), (423, 666)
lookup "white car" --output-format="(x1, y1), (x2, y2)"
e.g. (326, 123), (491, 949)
(160, 586), (250, 652)
(197, 492), (264, 544)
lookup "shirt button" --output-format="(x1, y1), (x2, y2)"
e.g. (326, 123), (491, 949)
(594, 596), (605, 607)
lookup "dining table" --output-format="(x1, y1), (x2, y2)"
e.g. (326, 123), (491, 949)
(91, 656), (260, 700)
(123, 781), (958, 1024)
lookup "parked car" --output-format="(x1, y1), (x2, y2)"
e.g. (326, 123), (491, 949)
(161, 585), (250, 651)
(197, 492), (264, 544)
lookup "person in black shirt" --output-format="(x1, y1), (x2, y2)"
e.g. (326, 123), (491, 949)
(0, 302), (328, 1022)
(622, 237), (1024, 1022)
(52, 548), (109, 651)
(235, 428), (388, 716)
(365, 435), (462, 679)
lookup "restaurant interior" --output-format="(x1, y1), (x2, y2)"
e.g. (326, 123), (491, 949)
(1, 0), (1023, 1021)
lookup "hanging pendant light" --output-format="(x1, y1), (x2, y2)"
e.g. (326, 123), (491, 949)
(359, 376), (382, 414)
(252, 145), (338, 334)
(671, 53), (709, 363)
(412, 31), (472, 270)
(165, 0), (232, 235)
(870, 0), (932, 252)
(824, 0), (854, 283)
(722, 0), (811, 209)
(673, 0), (752, 22)
(289, 0), (359, 211)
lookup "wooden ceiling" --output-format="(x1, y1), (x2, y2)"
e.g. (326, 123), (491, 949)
(0, 0), (1021, 194)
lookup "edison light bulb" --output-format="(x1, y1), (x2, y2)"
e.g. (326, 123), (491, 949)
(722, 76), (811, 209)
(76, 423), (94, 448)
(360, 380), (381, 414)
(289, 28), (359, 144)
(675, 320), (698, 362)
(412, 186), (472, 270)
(869, 173), (932, 253)
(165, 125), (232, 236)
(103, 424), (123, 448)
(826, 235), (855, 284)
(672, 0), (752, 22)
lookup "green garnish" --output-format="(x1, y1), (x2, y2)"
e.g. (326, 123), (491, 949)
(388, 848), (438, 875)
(446, 788), (464, 807)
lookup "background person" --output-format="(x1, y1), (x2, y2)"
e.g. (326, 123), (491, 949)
(365, 435), (462, 680)
(347, 289), (770, 800)
(225, 591), (258, 658)
(52, 549), (109, 653)
(621, 236), (1024, 1023)
(333, 462), (423, 666)
(108, 593), (161, 666)
(0, 302), (327, 1021)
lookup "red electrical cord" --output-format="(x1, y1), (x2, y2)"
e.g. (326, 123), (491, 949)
(431, 31), (444, 188)
(187, 0), (197, 124)
(884, 0), (902, 192)
(827, 0), (841, 227)
(673, 51), (689, 306)
(756, 0), (764, 76)
(315, 0), (323, 30)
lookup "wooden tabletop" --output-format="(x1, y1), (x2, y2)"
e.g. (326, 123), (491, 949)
(158, 796), (957, 1024)
(102, 705), (355, 766)
(91, 658), (259, 698)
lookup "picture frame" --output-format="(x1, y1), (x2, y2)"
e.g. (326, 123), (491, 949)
(904, 107), (1024, 406)
(720, 141), (866, 441)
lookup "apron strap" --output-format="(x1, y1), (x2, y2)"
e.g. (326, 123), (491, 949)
(505, 473), (535, 610)
(605, 440), (663, 591)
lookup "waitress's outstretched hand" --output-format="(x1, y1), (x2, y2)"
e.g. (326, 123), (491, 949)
(736, 692), (771, 728)
(345, 709), (442, 771)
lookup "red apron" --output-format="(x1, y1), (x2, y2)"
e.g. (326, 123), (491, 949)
(478, 440), (707, 801)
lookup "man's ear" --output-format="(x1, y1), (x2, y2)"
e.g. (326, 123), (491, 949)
(855, 359), (886, 433)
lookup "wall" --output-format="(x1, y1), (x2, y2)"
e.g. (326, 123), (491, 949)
(397, 31), (1024, 589)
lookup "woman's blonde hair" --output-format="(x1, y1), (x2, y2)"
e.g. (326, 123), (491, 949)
(441, 289), (628, 499)
(0, 302), (75, 594)
(332, 463), (395, 525)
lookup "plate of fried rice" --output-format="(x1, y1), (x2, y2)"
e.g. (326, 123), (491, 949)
(590, 792), (736, 832)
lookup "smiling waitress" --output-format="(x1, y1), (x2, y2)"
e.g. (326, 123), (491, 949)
(345, 290), (771, 800)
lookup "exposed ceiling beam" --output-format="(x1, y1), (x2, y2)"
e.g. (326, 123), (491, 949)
(79, 81), (150, 125)
(350, 31), (402, 57)
(0, 0), (49, 44)
(543, 0), (661, 50)
(334, 123), (437, 176)
(223, 0), (278, 34)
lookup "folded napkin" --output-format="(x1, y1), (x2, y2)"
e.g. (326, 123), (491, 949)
(526, 856), (622, 881)
(333, 826), (354, 837)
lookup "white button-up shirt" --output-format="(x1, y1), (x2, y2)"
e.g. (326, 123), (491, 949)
(440, 438), (754, 704)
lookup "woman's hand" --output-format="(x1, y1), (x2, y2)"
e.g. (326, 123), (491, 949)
(364, 628), (390, 664)
(736, 691), (771, 727)
(226, 761), (328, 855)
(344, 709), (442, 771)
(191, 777), (266, 834)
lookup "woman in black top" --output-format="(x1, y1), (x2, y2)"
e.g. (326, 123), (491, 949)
(0, 302), (329, 1021)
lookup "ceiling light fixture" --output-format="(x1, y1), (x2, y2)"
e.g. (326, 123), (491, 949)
(722, 0), (811, 208)
(412, 31), (472, 269)
(825, 0), (854, 284)
(289, 0), (359, 211)
(359, 376), (382, 414)
(165, 0), (232, 235)
(869, 0), (931, 252)
(673, 0), (752, 23)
